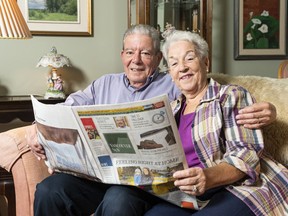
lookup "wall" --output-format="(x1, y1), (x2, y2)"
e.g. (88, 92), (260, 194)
(212, 0), (284, 77)
(0, 1), (283, 96)
(0, 1), (128, 96)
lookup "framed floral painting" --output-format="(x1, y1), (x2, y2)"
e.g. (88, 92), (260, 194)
(18, 0), (92, 36)
(234, 0), (287, 60)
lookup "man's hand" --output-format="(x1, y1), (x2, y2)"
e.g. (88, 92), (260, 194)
(25, 124), (46, 161)
(26, 124), (55, 174)
(236, 102), (277, 129)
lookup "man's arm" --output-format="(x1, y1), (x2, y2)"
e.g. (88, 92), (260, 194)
(236, 102), (277, 129)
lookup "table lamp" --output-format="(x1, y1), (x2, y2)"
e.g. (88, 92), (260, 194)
(0, 0), (32, 39)
(36, 46), (70, 99)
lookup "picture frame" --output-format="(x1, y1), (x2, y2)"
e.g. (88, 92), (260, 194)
(234, 0), (287, 60)
(18, 0), (92, 36)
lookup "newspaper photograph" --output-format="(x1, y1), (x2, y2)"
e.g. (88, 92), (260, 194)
(31, 94), (201, 209)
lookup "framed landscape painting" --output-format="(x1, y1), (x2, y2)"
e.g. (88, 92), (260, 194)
(234, 0), (287, 60)
(18, 0), (92, 36)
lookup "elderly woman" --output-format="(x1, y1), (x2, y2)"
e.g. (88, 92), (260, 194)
(145, 30), (288, 216)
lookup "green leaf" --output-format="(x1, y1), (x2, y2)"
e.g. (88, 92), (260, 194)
(256, 37), (269, 48)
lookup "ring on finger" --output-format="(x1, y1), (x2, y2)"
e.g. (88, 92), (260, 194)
(192, 185), (197, 192)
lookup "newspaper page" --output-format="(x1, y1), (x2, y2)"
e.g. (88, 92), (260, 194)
(31, 94), (201, 209)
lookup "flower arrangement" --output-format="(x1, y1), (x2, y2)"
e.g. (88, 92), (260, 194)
(244, 10), (279, 49)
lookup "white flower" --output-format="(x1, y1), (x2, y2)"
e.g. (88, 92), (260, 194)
(261, 10), (269, 16)
(246, 33), (253, 41)
(258, 24), (268, 33)
(251, 18), (262, 25)
(249, 12), (254, 19)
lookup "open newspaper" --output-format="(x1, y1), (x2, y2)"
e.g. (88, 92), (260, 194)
(31, 94), (204, 210)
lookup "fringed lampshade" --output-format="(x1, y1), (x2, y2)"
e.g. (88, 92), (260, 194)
(0, 0), (32, 39)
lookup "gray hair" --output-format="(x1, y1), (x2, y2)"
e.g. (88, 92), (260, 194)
(162, 30), (209, 61)
(123, 24), (161, 53)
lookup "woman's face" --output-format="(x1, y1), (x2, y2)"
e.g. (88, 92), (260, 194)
(121, 34), (162, 89)
(167, 41), (208, 96)
(143, 168), (149, 175)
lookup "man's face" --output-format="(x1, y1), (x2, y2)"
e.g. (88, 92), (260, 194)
(121, 34), (162, 88)
(115, 118), (126, 128)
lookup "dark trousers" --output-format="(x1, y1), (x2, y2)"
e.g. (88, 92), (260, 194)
(144, 189), (255, 216)
(34, 173), (159, 216)
(34, 173), (255, 216)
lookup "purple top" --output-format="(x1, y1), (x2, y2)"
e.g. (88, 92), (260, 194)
(178, 104), (203, 168)
(64, 71), (181, 106)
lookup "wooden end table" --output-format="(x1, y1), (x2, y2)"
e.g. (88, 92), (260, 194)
(0, 95), (65, 123)
(0, 168), (15, 216)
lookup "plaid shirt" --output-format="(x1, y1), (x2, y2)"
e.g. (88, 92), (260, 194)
(171, 78), (288, 216)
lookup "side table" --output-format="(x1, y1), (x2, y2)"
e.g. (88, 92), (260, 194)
(0, 167), (15, 216)
(0, 95), (65, 215)
(0, 95), (65, 123)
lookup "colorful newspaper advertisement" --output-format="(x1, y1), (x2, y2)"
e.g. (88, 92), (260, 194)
(31, 94), (201, 209)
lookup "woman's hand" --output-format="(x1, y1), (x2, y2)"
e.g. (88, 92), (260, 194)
(236, 102), (277, 129)
(173, 167), (206, 196)
(25, 124), (46, 161)
(173, 163), (247, 196)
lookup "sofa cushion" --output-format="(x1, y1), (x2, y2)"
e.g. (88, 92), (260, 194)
(0, 125), (32, 171)
(210, 74), (288, 167)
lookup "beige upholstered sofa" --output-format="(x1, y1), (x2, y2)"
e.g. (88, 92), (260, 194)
(0, 74), (287, 216)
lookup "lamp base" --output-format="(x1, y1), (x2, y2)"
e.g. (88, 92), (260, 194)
(44, 90), (66, 99)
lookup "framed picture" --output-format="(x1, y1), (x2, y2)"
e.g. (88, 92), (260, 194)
(234, 0), (287, 60)
(18, 0), (92, 36)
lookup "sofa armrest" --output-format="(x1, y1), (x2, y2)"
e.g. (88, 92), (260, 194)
(12, 150), (49, 216)
(0, 126), (50, 216)
(0, 126), (32, 171)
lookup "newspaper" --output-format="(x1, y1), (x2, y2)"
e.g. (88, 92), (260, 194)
(31, 94), (203, 210)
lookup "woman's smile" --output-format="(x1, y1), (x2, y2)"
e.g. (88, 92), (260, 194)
(179, 74), (193, 80)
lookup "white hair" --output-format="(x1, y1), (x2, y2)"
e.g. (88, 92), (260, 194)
(162, 30), (209, 61)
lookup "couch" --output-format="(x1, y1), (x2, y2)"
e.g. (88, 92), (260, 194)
(0, 74), (287, 216)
